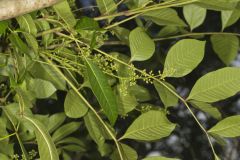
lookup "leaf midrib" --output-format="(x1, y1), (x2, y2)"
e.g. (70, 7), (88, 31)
(188, 74), (239, 100)
(24, 116), (55, 160)
(86, 60), (116, 121)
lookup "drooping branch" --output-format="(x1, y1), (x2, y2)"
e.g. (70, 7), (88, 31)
(0, 0), (61, 21)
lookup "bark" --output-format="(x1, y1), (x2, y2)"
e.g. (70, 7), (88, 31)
(0, 0), (61, 21)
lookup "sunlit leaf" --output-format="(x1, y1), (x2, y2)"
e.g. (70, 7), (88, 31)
(28, 78), (57, 99)
(208, 115), (240, 138)
(24, 116), (59, 160)
(120, 110), (176, 141)
(52, 122), (81, 142)
(96, 0), (117, 15)
(142, 156), (180, 160)
(187, 67), (240, 102)
(16, 14), (37, 36)
(53, 0), (76, 27)
(153, 81), (178, 108)
(183, 4), (207, 30)
(111, 143), (138, 160)
(221, 9), (240, 30)
(143, 8), (186, 26)
(85, 59), (118, 125)
(189, 100), (221, 119)
(163, 39), (206, 77)
(48, 113), (66, 134)
(129, 27), (155, 62)
(64, 90), (88, 118)
(210, 35), (239, 65)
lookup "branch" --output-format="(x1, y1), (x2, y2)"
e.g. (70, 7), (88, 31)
(0, 0), (61, 21)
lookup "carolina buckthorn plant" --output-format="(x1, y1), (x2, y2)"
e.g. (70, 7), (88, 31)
(0, 0), (240, 159)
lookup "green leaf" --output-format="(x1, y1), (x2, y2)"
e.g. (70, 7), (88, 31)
(0, 20), (8, 35)
(208, 115), (240, 138)
(183, 4), (207, 31)
(143, 8), (186, 26)
(64, 90), (88, 118)
(189, 100), (221, 119)
(16, 14), (37, 36)
(129, 84), (152, 102)
(113, 27), (130, 44)
(111, 143), (138, 160)
(9, 32), (29, 54)
(116, 85), (138, 115)
(187, 67), (240, 103)
(142, 156), (180, 160)
(28, 78), (57, 99)
(35, 20), (53, 46)
(129, 27), (155, 62)
(75, 17), (100, 31)
(126, 0), (151, 9)
(52, 122), (81, 142)
(56, 137), (86, 151)
(197, 0), (239, 10)
(210, 35), (239, 65)
(85, 59), (118, 125)
(84, 111), (110, 146)
(22, 32), (39, 55)
(120, 110), (176, 141)
(29, 62), (66, 90)
(96, 0), (117, 15)
(24, 116), (59, 160)
(163, 39), (206, 77)
(221, 9), (240, 30)
(48, 113), (66, 134)
(53, 0), (76, 28)
(153, 81), (178, 108)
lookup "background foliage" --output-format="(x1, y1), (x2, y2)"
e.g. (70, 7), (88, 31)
(0, 0), (240, 159)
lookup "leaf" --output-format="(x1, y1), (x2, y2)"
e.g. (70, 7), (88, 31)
(22, 32), (39, 55)
(96, 0), (117, 15)
(35, 20), (53, 46)
(111, 143), (138, 160)
(28, 78), (57, 99)
(85, 59), (118, 125)
(52, 122), (81, 142)
(142, 156), (180, 160)
(53, 0), (76, 28)
(208, 115), (240, 138)
(129, 84), (152, 102)
(116, 85), (138, 115)
(29, 62), (66, 90)
(129, 27), (155, 62)
(0, 20), (8, 35)
(120, 110), (176, 141)
(75, 17), (100, 31)
(197, 0), (239, 10)
(189, 100), (221, 119)
(24, 116), (59, 160)
(16, 14), (37, 36)
(84, 111), (110, 146)
(183, 4), (207, 31)
(113, 27), (130, 44)
(163, 39), (206, 77)
(48, 113), (66, 134)
(221, 9), (240, 30)
(187, 67), (240, 103)
(153, 81), (178, 108)
(210, 35), (239, 65)
(143, 8), (186, 26)
(64, 90), (88, 118)
(9, 32), (29, 54)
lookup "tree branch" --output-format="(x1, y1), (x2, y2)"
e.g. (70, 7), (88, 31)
(0, 0), (61, 21)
